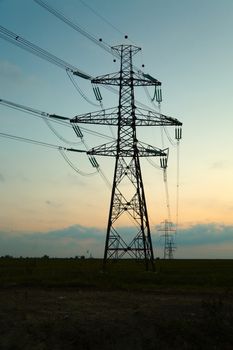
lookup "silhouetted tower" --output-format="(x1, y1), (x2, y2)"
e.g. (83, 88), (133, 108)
(159, 220), (176, 259)
(71, 44), (182, 270)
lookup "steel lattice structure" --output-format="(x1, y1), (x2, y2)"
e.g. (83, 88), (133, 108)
(158, 220), (177, 259)
(71, 44), (182, 270)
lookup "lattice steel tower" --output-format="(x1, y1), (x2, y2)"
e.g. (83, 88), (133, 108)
(71, 45), (182, 270)
(158, 220), (176, 259)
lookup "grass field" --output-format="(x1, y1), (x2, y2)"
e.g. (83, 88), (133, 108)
(1, 257), (233, 290)
(0, 258), (233, 349)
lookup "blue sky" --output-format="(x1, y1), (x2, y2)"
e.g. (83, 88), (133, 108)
(0, 0), (233, 258)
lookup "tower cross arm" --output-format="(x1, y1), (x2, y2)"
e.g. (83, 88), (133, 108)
(87, 141), (118, 157)
(92, 71), (163, 87)
(87, 141), (169, 158)
(71, 107), (119, 125)
(135, 108), (182, 126)
(137, 142), (169, 158)
(92, 72), (121, 86)
(133, 72), (162, 86)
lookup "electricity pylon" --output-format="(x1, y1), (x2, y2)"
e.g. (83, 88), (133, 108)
(158, 220), (176, 259)
(71, 44), (182, 270)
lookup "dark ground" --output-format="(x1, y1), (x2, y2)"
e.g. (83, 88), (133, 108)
(0, 258), (233, 349)
(1, 287), (233, 350)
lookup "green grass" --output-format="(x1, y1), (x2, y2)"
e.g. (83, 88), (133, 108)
(0, 257), (233, 290)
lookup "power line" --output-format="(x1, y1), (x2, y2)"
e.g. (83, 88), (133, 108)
(43, 117), (82, 145)
(176, 140), (181, 232)
(0, 131), (100, 177)
(33, 0), (147, 76)
(1, 4), (183, 253)
(0, 97), (113, 181)
(0, 24), (158, 112)
(59, 148), (98, 177)
(0, 25), (92, 80)
(66, 70), (99, 107)
(0, 98), (114, 142)
(33, 0), (114, 57)
(0, 23), (105, 106)
(77, 0), (135, 43)
(0, 131), (85, 153)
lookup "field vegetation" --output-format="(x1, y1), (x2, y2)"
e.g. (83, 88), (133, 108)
(0, 257), (233, 349)
(1, 257), (233, 290)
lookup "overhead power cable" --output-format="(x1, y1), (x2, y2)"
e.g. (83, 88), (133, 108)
(59, 148), (98, 176)
(146, 157), (162, 170)
(158, 102), (165, 148)
(0, 98), (114, 142)
(163, 126), (176, 147)
(66, 70), (99, 107)
(143, 86), (176, 147)
(0, 25), (92, 80)
(43, 117), (82, 145)
(0, 24), (106, 106)
(175, 140), (180, 232)
(77, 0), (126, 39)
(33, 0), (114, 57)
(0, 131), (99, 177)
(33, 0), (145, 74)
(163, 169), (171, 222)
(0, 98), (113, 183)
(0, 24), (156, 111)
(0, 97), (80, 145)
(0, 131), (86, 153)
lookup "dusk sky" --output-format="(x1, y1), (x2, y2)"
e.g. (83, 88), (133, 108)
(0, 0), (232, 258)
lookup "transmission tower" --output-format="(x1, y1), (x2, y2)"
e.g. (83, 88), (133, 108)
(71, 44), (182, 270)
(158, 220), (176, 259)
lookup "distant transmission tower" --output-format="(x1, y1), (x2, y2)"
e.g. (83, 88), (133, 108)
(71, 44), (182, 270)
(158, 220), (176, 259)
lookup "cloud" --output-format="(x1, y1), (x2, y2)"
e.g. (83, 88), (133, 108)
(209, 161), (232, 170)
(45, 200), (62, 208)
(0, 225), (105, 258)
(174, 223), (233, 246)
(154, 223), (233, 259)
(0, 60), (42, 88)
(0, 60), (24, 84)
(0, 223), (232, 258)
(0, 173), (5, 182)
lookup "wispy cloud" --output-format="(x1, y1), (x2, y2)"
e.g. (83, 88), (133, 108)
(0, 173), (5, 182)
(0, 60), (42, 88)
(0, 223), (232, 258)
(0, 60), (24, 84)
(173, 223), (233, 246)
(209, 160), (231, 170)
(0, 225), (105, 258)
(45, 200), (62, 208)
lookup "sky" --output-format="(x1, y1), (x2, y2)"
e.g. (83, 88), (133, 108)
(0, 0), (232, 258)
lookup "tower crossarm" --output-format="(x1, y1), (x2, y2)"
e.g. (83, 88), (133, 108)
(137, 142), (169, 158)
(87, 141), (168, 158)
(87, 141), (117, 157)
(71, 107), (118, 125)
(92, 72), (120, 86)
(92, 71), (162, 87)
(71, 107), (182, 127)
(135, 108), (182, 126)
